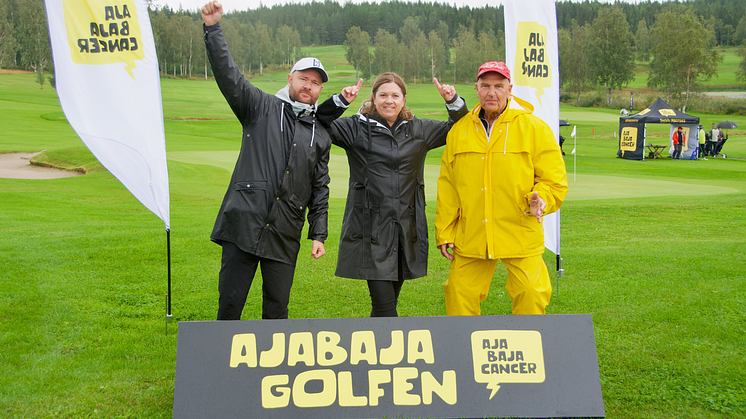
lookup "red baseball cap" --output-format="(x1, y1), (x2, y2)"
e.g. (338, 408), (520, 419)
(477, 61), (511, 81)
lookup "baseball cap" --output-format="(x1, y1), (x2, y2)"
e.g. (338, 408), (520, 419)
(291, 57), (329, 83)
(477, 61), (511, 82)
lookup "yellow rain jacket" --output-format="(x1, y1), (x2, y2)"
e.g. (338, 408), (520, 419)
(435, 96), (568, 259)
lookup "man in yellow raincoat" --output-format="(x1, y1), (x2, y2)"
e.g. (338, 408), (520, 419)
(435, 61), (568, 315)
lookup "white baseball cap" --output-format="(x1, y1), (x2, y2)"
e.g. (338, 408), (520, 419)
(291, 57), (329, 82)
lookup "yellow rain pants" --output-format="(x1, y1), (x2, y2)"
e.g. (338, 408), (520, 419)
(444, 253), (551, 315)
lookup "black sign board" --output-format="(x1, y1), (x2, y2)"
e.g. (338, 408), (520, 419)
(174, 315), (604, 418)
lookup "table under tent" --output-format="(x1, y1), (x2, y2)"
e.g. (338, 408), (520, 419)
(617, 98), (700, 160)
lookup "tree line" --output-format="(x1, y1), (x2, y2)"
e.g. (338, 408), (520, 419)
(1, 0), (745, 102)
(560, 3), (746, 108)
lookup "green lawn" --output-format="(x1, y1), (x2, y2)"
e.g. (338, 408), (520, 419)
(1, 71), (745, 418)
(628, 46), (745, 90)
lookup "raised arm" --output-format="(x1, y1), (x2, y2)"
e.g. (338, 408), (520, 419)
(315, 78), (362, 129)
(316, 79), (366, 149)
(202, 2), (266, 126)
(417, 78), (468, 150)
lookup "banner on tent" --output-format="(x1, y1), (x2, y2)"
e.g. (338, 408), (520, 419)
(174, 315), (605, 419)
(619, 122), (645, 160)
(504, 0), (561, 256)
(620, 126), (639, 152)
(45, 0), (170, 228)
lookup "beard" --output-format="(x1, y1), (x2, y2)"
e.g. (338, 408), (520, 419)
(288, 83), (317, 105)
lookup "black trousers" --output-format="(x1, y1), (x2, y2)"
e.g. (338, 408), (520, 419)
(367, 278), (405, 317)
(217, 241), (295, 320)
(672, 144), (682, 159)
(366, 250), (406, 317)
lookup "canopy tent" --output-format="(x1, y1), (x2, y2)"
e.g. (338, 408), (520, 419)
(618, 98), (700, 160)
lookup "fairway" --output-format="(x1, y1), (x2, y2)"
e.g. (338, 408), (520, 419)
(168, 150), (743, 201)
(2, 72), (745, 418)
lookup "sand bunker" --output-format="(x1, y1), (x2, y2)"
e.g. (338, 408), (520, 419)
(0, 152), (82, 179)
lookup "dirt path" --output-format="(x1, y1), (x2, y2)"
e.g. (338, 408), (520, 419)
(0, 152), (82, 179)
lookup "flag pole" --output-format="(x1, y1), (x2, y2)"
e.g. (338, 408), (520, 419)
(167, 228), (172, 318)
(573, 127), (577, 182)
(555, 210), (563, 298)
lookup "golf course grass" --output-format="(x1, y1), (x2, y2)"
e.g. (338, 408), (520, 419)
(1, 65), (745, 418)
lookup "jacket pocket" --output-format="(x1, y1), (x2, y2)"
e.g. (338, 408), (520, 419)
(230, 180), (269, 217)
(288, 193), (307, 220)
(234, 181), (268, 191)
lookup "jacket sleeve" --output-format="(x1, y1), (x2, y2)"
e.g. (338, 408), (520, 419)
(204, 23), (266, 126)
(435, 130), (460, 247)
(316, 94), (348, 128)
(306, 140), (330, 242)
(522, 119), (568, 216)
(316, 94), (360, 150)
(421, 95), (468, 150)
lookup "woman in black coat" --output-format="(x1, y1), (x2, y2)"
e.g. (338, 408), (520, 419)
(325, 73), (467, 317)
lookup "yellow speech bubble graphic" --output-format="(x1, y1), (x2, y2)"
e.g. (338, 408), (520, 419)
(470, 330), (545, 400)
(620, 127), (638, 152)
(513, 21), (552, 106)
(63, 0), (144, 80)
(659, 108), (676, 117)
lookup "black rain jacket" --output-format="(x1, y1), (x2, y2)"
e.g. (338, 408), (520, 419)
(205, 23), (343, 265)
(324, 100), (467, 280)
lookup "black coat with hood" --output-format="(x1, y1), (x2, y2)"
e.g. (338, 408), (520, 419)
(323, 95), (467, 280)
(204, 23), (344, 265)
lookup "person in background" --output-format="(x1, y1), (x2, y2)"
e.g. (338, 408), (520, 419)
(671, 126), (685, 160)
(321, 73), (467, 317)
(201, 0), (348, 320)
(697, 125), (707, 160)
(708, 123), (720, 157)
(715, 127), (727, 157)
(435, 61), (567, 316)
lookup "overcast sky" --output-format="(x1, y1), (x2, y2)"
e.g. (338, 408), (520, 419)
(156, 0), (642, 15)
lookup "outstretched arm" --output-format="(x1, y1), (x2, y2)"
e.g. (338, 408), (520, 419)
(419, 78), (467, 150)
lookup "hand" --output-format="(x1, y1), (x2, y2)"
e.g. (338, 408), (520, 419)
(201, 0), (223, 26)
(341, 78), (364, 104)
(434, 78), (456, 102)
(529, 191), (546, 224)
(311, 240), (326, 259)
(439, 243), (455, 261)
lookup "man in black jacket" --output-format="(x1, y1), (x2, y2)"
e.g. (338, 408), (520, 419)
(201, 1), (359, 319)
